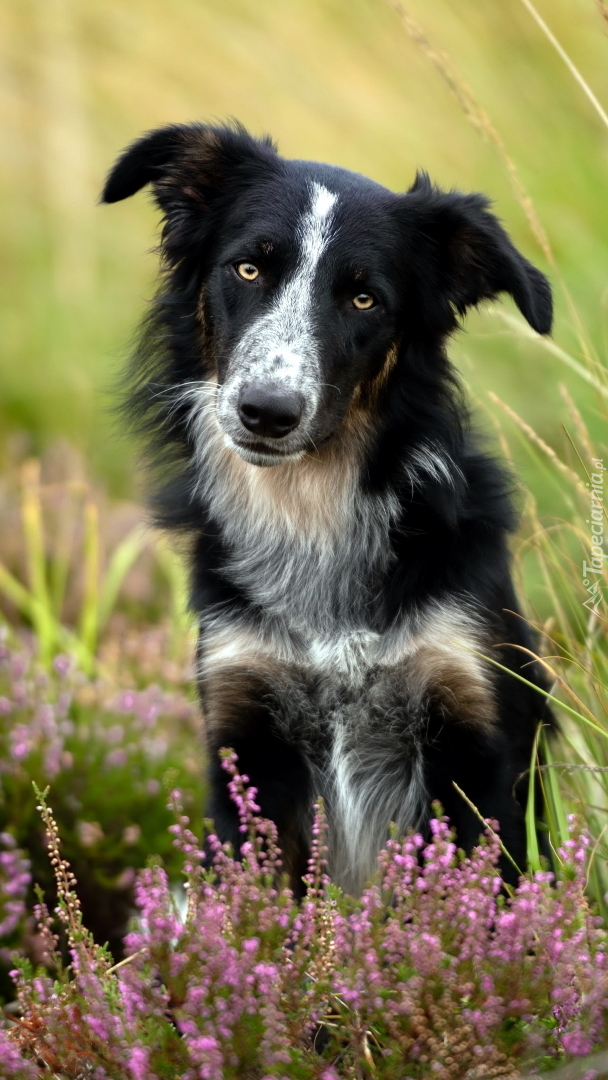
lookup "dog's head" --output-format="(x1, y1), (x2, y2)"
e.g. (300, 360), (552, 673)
(103, 122), (552, 468)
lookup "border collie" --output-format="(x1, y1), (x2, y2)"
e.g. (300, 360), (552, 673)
(103, 122), (553, 895)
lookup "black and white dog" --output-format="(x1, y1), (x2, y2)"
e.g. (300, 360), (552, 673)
(103, 122), (553, 894)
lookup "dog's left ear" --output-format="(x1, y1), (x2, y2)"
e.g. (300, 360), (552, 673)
(403, 174), (552, 335)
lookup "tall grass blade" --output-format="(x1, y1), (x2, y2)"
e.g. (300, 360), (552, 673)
(20, 460), (54, 664)
(78, 499), (99, 660)
(452, 781), (522, 879)
(154, 539), (192, 656)
(519, 0), (608, 132)
(48, 486), (79, 620)
(97, 524), (149, 632)
(487, 309), (608, 397)
(488, 391), (592, 495)
(526, 722), (543, 873)
(385, 0), (599, 367)
(539, 727), (569, 854)
(456, 641), (608, 738)
(0, 560), (93, 669)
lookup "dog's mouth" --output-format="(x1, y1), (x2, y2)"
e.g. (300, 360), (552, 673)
(229, 437), (306, 467)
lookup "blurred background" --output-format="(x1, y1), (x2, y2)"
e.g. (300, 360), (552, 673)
(1, 0), (608, 963)
(1, 0), (607, 496)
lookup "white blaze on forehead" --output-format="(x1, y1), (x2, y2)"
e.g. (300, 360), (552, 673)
(264, 181), (337, 379)
(260, 180), (337, 378)
(299, 182), (338, 268)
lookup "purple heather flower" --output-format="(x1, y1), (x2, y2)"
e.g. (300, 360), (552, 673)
(127, 1045), (150, 1080)
(53, 654), (71, 676)
(0, 835), (30, 940)
(0, 1029), (39, 1078)
(3, 710), (608, 1076)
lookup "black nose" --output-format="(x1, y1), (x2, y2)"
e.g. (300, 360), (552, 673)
(238, 382), (304, 439)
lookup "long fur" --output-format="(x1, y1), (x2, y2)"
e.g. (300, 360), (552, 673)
(103, 122), (554, 893)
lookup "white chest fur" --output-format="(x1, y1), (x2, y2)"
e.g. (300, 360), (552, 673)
(190, 386), (399, 638)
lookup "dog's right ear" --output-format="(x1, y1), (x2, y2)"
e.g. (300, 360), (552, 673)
(101, 122), (279, 209)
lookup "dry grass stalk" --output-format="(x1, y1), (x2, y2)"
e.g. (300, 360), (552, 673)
(559, 382), (597, 463)
(486, 309), (608, 399)
(385, 0), (553, 264)
(519, 0), (608, 131)
(487, 391), (587, 495)
(384, 0), (598, 368)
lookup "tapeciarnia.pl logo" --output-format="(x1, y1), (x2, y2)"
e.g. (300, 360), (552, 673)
(582, 458), (606, 616)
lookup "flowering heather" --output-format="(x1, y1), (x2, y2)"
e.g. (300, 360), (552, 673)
(0, 629), (202, 961)
(0, 833), (30, 960)
(4, 755), (608, 1079)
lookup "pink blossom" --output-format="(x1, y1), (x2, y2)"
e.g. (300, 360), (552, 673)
(2, 716), (608, 1076)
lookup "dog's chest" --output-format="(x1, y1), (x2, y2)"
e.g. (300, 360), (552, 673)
(205, 443), (400, 640)
(198, 458), (496, 894)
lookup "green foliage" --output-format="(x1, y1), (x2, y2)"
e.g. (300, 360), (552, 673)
(1, 0), (608, 494)
(0, 454), (190, 669)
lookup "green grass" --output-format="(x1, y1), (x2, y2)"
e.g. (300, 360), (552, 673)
(0, 456), (190, 671)
(1, 0), (608, 496)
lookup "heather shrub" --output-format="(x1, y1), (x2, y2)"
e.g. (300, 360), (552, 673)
(0, 630), (203, 970)
(4, 758), (608, 1079)
(0, 833), (29, 965)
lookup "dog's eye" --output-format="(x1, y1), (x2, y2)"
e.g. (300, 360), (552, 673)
(352, 293), (375, 310)
(236, 262), (260, 281)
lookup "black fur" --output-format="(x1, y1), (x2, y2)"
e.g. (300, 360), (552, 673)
(103, 122), (553, 891)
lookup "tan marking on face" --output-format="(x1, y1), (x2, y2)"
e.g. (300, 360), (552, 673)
(348, 344), (399, 418)
(366, 343), (399, 404)
(195, 287), (221, 384)
(189, 316), (398, 541)
(196, 284), (207, 329)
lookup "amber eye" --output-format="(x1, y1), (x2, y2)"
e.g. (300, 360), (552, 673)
(236, 262), (259, 281)
(352, 293), (375, 310)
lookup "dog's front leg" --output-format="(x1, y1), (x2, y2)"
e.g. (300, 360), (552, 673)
(423, 716), (528, 886)
(200, 660), (313, 896)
